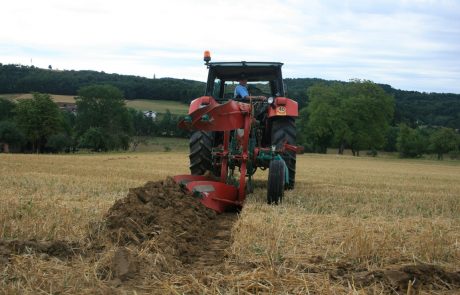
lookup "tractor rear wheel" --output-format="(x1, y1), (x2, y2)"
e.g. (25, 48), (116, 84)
(189, 131), (214, 175)
(271, 117), (296, 189)
(267, 159), (285, 204)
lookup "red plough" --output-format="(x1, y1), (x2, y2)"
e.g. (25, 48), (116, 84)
(174, 52), (300, 212)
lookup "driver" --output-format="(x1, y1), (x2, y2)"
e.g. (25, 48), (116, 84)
(234, 78), (266, 102)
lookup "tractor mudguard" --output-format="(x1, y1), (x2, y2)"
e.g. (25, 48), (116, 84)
(179, 100), (250, 132)
(267, 97), (298, 118)
(188, 96), (218, 114)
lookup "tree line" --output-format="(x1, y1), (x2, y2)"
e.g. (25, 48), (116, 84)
(1, 64), (460, 130)
(285, 78), (460, 130)
(1, 63), (459, 158)
(0, 85), (186, 153)
(296, 80), (460, 159)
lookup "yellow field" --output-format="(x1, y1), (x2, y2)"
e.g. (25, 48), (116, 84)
(125, 99), (188, 114)
(2, 93), (189, 114)
(0, 152), (459, 294)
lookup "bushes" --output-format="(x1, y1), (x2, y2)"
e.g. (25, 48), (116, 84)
(395, 124), (460, 159)
(46, 133), (73, 153)
(0, 121), (25, 152)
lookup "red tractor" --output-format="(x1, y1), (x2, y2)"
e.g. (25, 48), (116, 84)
(174, 52), (300, 213)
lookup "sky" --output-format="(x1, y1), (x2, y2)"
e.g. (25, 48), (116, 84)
(1, 0), (460, 93)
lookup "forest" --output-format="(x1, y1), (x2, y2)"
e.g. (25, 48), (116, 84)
(1, 64), (459, 130)
(0, 64), (459, 158)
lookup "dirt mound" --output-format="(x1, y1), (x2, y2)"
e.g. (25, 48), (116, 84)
(103, 178), (218, 264)
(348, 264), (460, 293)
(89, 177), (240, 282)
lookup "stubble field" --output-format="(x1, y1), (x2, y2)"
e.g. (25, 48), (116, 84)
(0, 152), (459, 294)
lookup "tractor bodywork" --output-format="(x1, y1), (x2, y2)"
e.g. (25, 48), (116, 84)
(174, 59), (299, 213)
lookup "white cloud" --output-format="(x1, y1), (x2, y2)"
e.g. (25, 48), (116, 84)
(1, 0), (459, 93)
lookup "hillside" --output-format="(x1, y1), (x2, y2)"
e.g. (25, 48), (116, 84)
(1, 63), (460, 129)
(0, 64), (204, 102)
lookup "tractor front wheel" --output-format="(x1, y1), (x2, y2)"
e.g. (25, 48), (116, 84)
(267, 159), (285, 204)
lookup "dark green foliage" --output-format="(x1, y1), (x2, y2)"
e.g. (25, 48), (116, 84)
(0, 98), (16, 121)
(396, 124), (426, 158)
(78, 127), (107, 151)
(304, 83), (341, 153)
(392, 91), (460, 129)
(0, 121), (25, 150)
(46, 133), (73, 153)
(341, 80), (394, 155)
(0, 64), (204, 102)
(285, 78), (460, 130)
(157, 110), (188, 138)
(304, 81), (394, 155)
(1, 63), (460, 155)
(14, 93), (63, 152)
(75, 85), (132, 150)
(129, 108), (156, 137)
(429, 127), (460, 160)
(383, 126), (399, 152)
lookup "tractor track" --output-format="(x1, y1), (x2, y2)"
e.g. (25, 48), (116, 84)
(185, 212), (236, 271)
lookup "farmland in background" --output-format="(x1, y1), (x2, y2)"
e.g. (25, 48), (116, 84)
(2, 93), (189, 114)
(1, 152), (459, 293)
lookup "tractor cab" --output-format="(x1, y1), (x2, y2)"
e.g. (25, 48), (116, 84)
(204, 62), (286, 100)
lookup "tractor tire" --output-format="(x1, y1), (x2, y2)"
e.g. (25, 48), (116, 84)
(189, 131), (214, 175)
(267, 159), (285, 204)
(271, 117), (296, 189)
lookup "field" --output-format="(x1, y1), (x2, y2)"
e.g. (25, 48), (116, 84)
(2, 93), (189, 114)
(0, 152), (459, 294)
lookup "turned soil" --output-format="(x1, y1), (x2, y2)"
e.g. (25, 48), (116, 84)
(101, 177), (236, 280)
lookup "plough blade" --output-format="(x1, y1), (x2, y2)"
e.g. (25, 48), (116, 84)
(173, 176), (240, 213)
(172, 174), (212, 185)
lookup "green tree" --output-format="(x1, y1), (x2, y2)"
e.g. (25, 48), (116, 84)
(429, 127), (460, 160)
(305, 81), (394, 155)
(383, 126), (399, 152)
(305, 83), (342, 153)
(128, 108), (157, 151)
(46, 133), (73, 153)
(78, 127), (107, 151)
(15, 93), (63, 152)
(396, 123), (426, 158)
(340, 80), (394, 156)
(0, 98), (16, 121)
(75, 85), (132, 151)
(0, 121), (25, 152)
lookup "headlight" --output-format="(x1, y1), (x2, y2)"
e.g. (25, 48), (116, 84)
(267, 97), (274, 104)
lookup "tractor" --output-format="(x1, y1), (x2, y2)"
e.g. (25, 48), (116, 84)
(173, 51), (300, 213)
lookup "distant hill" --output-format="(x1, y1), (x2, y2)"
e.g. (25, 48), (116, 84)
(0, 63), (204, 102)
(1, 63), (459, 129)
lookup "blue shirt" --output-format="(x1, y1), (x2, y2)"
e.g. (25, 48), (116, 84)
(234, 84), (249, 100)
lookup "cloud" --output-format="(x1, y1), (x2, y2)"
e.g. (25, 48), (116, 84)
(1, 0), (459, 93)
